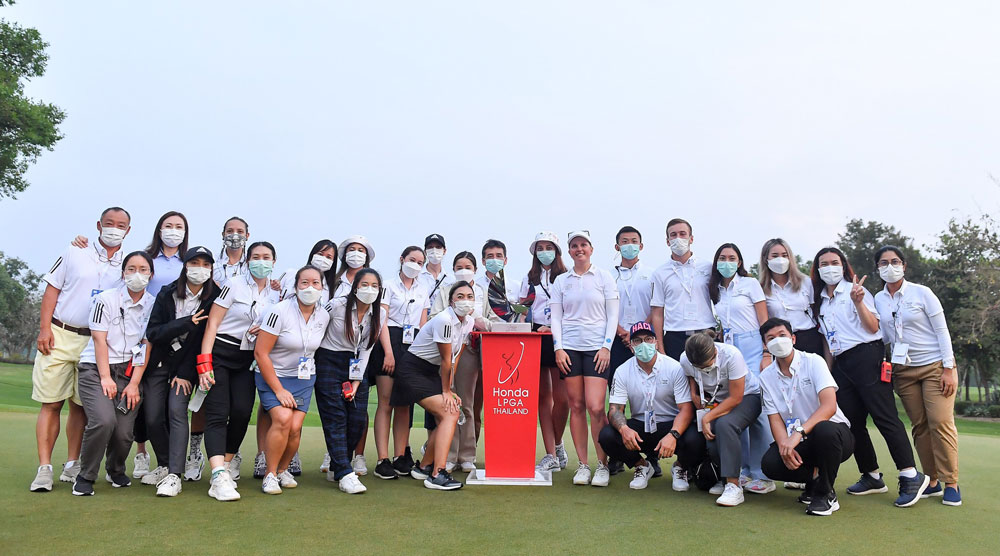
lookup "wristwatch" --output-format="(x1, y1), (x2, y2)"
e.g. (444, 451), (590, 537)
(794, 425), (806, 440)
(668, 430), (681, 441)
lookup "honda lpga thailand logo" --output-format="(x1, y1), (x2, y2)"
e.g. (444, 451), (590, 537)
(497, 341), (525, 385)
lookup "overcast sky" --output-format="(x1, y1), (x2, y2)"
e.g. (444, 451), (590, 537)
(2, 1), (998, 282)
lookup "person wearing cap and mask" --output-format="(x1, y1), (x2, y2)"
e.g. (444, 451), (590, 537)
(141, 246), (220, 496)
(872, 246), (961, 506)
(811, 247), (929, 508)
(599, 322), (701, 490)
(213, 217), (251, 285)
(649, 218), (716, 361)
(418, 234), (454, 312)
(332, 235), (376, 298)
(30, 207), (130, 493)
(758, 318), (855, 516)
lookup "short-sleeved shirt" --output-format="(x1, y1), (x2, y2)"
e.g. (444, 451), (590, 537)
(817, 279), (881, 356)
(258, 299), (330, 378)
(518, 270), (557, 325)
(764, 279), (816, 332)
(407, 307), (475, 365)
(549, 265), (620, 351)
(760, 350), (850, 426)
(213, 257), (248, 285)
(680, 342), (760, 403)
(614, 261), (654, 330)
(80, 286), (154, 365)
(382, 276), (430, 328)
(610, 353), (692, 421)
(44, 242), (125, 328)
(418, 269), (454, 311)
(321, 296), (387, 369)
(874, 280), (954, 367)
(715, 276), (766, 334)
(650, 256), (716, 331)
(214, 274), (281, 345)
(147, 251), (183, 297)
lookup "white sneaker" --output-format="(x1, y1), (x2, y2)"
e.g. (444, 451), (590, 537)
(573, 462), (591, 485)
(536, 454), (560, 473)
(351, 454), (367, 476)
(445, 461), (457, 473)
(671, 466), (690, 492)
(630, 463), (654, 490)
(229, 451), (242, 481)
(261, 472), (282, 495)
(156, 473), (182, 497)
(555, 443), (568, 469)
(784, 481), (806, 490)
(716, 482), (745, 506)
(184, 455), (203, 482)
(338, 472), (367, 494)
(141, 466), (169, 485)
(320, 452), (332, 473)
(59, 460), (80, 483)
(591, 462), (610, 487)
(30, 465), (54, 492)
(132, 452), (150, 479)
(420, 442), (427, 457)
(744, 478), (776, 494)
(709, 480), (726, 495)
(208, 471), (241, 501)
(278, 470), (298, 488)
(460, 462), (477, 473)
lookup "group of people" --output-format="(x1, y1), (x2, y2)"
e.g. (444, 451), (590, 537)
(27, 209), (962, 515)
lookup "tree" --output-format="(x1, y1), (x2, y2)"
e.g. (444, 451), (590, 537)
(0, 0), (65, 199)
(0, 250), (41, 360)
(837, 219), (930, 294)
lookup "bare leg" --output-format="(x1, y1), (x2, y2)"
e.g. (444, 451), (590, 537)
(65, 400), (86, 460)
(549, 367), (569, 443)
(391, 405), (410, 458)
(374, 375), (393, 460)
(420, 395), (460, 474)
(265, 407), (294, 475)
(277, 412), (307, 472)
(36, 401), (65, 466)
(564, 376), (588, 464)
(584, 376), (608, 463)
(538, 368), (556, 455)
(255, 402), (270, 455)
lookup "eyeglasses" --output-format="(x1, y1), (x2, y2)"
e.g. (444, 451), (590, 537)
(628, 336), (657, 348)
(876, 259), (903, 268)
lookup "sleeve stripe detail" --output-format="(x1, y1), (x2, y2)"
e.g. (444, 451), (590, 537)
(49, 257), (63, 274)
(219, 285), (230, 300)
(266, 313), (278, 328)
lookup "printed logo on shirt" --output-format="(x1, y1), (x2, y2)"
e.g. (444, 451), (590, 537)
(801, 377), (813, 387)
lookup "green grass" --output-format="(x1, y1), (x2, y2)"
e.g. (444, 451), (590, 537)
(1, 362), (998, 555)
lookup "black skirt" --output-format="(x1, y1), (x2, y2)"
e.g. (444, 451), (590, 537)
(367, 325), (413, 382)
(389, 351), (441, 407)
(532, 324), (557, 368)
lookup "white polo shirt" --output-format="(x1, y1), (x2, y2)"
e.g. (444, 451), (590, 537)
(614, 261), (654, 330)
(874, 280), (955, 368)
(418, 269), (454, 311)
(610, 353), (692, 421)
(715, 276), (766, 334)
(321, 297), (386, 357)
(277, 268), (330, 306)
(408, 307), (474, 365)
(333, 277), (352, 299)
(214, 274), (280, 344)
(760, 350), (850, 426)
(680, 342), (760, 403)
(549, 265), (620, 351)
(175, 286), (202, 319)
(258, 298), (330, 378)
(44, 242), (125, 328)
(765, 279), (817, 332)
(650, 256), (716, 331)
(518, 270), (557, 325)
(382, 276), (430, 329)
(213, 257), (248, 285)
(817, 279), (881, 356)
(80, 286), (154, 365)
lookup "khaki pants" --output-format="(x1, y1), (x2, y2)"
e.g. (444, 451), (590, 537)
(893, 360), (959, 483)
(449, 344), (482, 465)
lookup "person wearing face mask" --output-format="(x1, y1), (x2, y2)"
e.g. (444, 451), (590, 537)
(314, 269), (387, 494)
(392, 282), (477, 490)
(477, 239), (522, 320)
(610, 226), (655, 381)
(812, 247), (928, 507)
(30, 207), (130, 493)
(758, 239), (822, 357)
(519, 233), (571, 473)
(758, 318), (855, 516)
(708, 242), (773, 494)
(418, 234), (454, 313)
(679, 332), (761, 507)
(141, 247), (219, 496)
(213, 217), (250, 285)
(872, 246), (961, 506)
(599, 323), (701, 490)
(71, 251), (155, 496)
(650, 218), (716, 361)
(198, 242), (280, 501)
(368, 246), (430, 479)
(333, 235), (376, 298)
(253, 266), (331, 495)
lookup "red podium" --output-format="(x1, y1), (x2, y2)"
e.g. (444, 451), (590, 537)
(466, 331), (551, 486)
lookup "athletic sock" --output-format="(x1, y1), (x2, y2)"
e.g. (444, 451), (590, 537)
(867, 471), (882, 480)
(899, 468), (918, 479)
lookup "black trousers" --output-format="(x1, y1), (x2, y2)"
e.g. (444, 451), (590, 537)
(607, 336), (632, 387)
(203, 341), (256, 458)
(793, 327), (824, 355)
(663, 331), (694, 362)
(762, 421), (854, 497)
(598, 418), (702, 470)
(832, 340), (915, 473)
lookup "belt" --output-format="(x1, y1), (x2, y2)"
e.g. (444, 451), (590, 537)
(52, 318), (91, 336)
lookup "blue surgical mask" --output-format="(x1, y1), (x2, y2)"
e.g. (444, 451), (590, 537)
(249, 259), (273, 279)
(633, 342), (656, 363)
(619, 244), (640, 260)
(716, 261), (738, 279)
(536, 250), (556, 266)
(485, 259), (505, 274)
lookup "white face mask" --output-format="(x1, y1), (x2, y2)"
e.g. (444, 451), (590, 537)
(311, 254), (334, 272)
(160, 228), (185, 248)
(879, 264), (904, 284)
(124, 272), (149, 292)
(668, 238), (690, 257)
(356, 286), (379, 305)
(767, 257), (790, 275)
(426, 248), (445, 265)
(453, 300), (475, 317)
(818, 266), (844, 286)
(187, 266), (211, 285)
(767, 336), (794, 359)
(454, 269), (475, 283)
(345, 251), (366, 269)
(401, 261), (422, 279)
(297, 286), (322, 306)
(100, 226), (127, 247)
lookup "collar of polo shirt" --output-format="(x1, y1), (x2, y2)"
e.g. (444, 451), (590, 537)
(883, 278), (910, 298)
(779, 350), (802, 378)
(570, 265), (597, 278)
(820, 279), (850, 299)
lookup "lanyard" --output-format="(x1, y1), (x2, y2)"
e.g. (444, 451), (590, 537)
(538, 269), (552, 299)
(778, 370), (800, 418)
(720, 279), (735, 330)
(428, 273), (448, 301)
(670, 262), (694, 299)
(694, 365), (722, 406)
(295, 303), (317, 358)
(890, 290), (905, 344)
(617, 265), (637, 308)
(352, 305), (369, 358)
(641, 364), (658, 413)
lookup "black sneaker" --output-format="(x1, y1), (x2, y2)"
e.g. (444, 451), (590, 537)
(650, 458), (662, 478)
(424, 469), (463, 490)
(894, 472), (930, 508)
(392, 455), (414, 477)
(608, 458), (624, 476)
(847, 473), (888, 495)
(410, 462), (433, 481)
(72, 477), (95, 496)
(798, 478), (816, 505)
(807, 490), (840, 516)
(402, 446), (415, 468)
(108, 473), (131, 488)
(374, 458), (398, 480)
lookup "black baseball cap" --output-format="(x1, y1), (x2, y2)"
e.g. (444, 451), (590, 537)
(183, 246), (215, 264)
(424, 234), (446, 248)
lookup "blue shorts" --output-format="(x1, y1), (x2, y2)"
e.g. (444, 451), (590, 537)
(255, 372), (315, 413)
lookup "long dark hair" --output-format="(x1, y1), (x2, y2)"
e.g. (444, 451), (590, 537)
(344, 268), (383, 350)
(174, 251), (218, 303)
(810, 247), (856, 316)
(145, 211), (189, 259)
(708, 243), (749, 304)
(306, 239), (338, 289)
(219, 216), (249, 260)
(527, 240), (567, 287)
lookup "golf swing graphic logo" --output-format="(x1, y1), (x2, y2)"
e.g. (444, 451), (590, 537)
(497, 341), (524, 385)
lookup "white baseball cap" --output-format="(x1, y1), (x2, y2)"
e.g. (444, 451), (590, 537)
(566, 230), (592, 245)
(529, 231), (561, 255)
